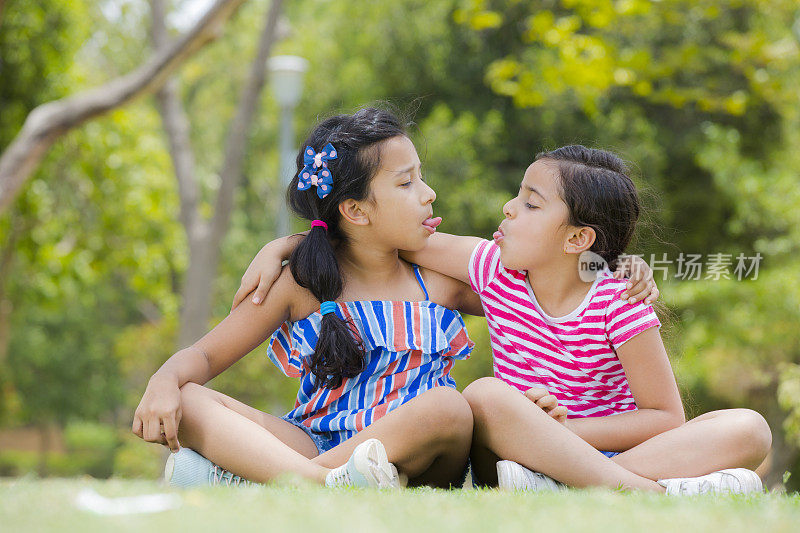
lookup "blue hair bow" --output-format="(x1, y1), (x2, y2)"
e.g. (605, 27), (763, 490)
(297, 143), (338, 199)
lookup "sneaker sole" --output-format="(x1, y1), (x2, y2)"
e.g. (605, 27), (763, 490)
(497, 460), (564, 491)
(496, 460), (518, 490)
(353, 439), (399, 489)
(164, 452), (176, 483)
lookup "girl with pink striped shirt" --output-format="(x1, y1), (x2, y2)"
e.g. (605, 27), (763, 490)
(241, 145), (771, 494)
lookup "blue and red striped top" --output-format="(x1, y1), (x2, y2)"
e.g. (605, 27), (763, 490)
(267, 265), (474, 447)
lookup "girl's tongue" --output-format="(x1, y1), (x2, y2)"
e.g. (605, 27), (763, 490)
(422, 216), (442, 234)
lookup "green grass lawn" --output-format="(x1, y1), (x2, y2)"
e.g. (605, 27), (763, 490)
(2, 477), (800, 532)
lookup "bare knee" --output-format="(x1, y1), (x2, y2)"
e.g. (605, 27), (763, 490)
(463, 377), (515, 421)
(179, 382), (216, 412)
(730, 409), (772, 461)
(420, 386), (473, 444)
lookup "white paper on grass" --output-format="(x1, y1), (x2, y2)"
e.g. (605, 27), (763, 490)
(75, 488), (181, 515)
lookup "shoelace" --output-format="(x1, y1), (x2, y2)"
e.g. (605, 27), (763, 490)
(211, 465), (250, 487)
(674, 478), (711, 495)
(328, 465), (352, 487)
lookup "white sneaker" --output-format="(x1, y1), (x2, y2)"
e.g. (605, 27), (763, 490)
(658, 468), (763, 495)
(325, 438), (400, 489)
(496, 460), (566, 491)
(165, 448), (254, 488)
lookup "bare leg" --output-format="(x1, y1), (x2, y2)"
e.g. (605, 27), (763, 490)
(311, 386), (473, 488)
(177, 382), (329, 484)
(611, 409), (772, 479)
(469, 438), (501, 487)
(463, 377), (663, 492)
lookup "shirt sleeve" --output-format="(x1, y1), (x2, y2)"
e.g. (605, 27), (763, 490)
(468, 239), (502, 294)
(605, 287), (662, 350)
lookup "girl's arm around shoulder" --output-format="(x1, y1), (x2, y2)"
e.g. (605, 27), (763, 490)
(419, 266), (484, 317)
(400, 232), (483, 285)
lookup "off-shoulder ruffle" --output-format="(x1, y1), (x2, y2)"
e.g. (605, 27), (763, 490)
(267, 300), (473, 378)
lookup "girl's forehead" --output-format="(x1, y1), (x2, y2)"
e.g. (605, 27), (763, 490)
(522, 160), (560, 194)
(378, 135), (419, 170)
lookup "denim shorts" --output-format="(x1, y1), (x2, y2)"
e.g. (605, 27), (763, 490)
(600, 450), (620, 458)
(281, 416), (335, 455)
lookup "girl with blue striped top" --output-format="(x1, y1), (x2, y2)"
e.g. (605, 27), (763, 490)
(132, 108), (482, 488)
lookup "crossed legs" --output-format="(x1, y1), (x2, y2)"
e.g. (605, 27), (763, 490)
(464, 377), (771, 490)
(176, 383), (472, 487)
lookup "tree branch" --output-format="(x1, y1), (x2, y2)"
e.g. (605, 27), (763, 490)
(151, 0), (201, 233)
(0, 0), (248, 212)
(211, 0), (284, 245)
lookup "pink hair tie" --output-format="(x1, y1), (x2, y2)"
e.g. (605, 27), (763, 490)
(311, 219), (328, 231)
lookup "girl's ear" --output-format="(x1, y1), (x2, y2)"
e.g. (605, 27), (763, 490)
(338, 199), (370, 226)
(564, 226), (596, 254)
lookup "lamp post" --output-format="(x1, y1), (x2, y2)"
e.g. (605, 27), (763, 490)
(793, 15), (800, 43)
(267, 55), (309, 238)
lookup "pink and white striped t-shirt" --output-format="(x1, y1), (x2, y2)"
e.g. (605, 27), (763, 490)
(469, 239), (661, 418)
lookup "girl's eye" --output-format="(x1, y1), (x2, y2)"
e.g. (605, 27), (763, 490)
(525, 203), (538, 209)
(400, 181), (412, 187)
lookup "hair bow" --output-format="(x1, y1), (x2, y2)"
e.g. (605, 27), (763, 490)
(297, 143), (338, 199)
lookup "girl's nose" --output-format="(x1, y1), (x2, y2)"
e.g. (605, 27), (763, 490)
(422, 181), (436, 204)
(502, 199), (514, 218)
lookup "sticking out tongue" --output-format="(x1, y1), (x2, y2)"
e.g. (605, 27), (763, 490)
(422, 216), (442, 229)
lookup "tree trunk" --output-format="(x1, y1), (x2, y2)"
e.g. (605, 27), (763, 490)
(149, 0), (284, 349)
(0, 0), (248, 212)
(36, 421), (50, 477)
(180, 0), (283, 349)
(0, 213), (18, 364)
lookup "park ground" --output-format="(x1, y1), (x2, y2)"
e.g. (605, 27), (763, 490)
(2, 477), (800, 532)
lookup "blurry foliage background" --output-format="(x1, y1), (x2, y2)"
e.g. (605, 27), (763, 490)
(1, 0), (799, 488)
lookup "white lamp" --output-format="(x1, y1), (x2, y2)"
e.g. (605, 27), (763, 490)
(267, 55), (309, 237)
(267, 55), (309, 107)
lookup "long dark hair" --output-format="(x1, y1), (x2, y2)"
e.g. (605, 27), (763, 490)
(287, 108), (406, 389)
(536, 145), (640, 271)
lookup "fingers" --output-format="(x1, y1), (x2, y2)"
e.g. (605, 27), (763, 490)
(131, 415), (143, 439)
(535, 394), (559, 413)
(231, 285), (248, 312)
(621, 269), (654, 304)
(253, 278), (272, 306)
(549, 405), (568, 423)
(161, 416), (181, 452)
(524, 387), (548, 403)
(232, 266), (264, 311)
(525, 388), (561, 415)
(644, 285), (660, 305)
(144, 417), (161, 442)
(623, 272), (654, 304)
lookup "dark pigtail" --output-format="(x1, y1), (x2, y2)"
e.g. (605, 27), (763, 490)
(289, 224), (364, 389)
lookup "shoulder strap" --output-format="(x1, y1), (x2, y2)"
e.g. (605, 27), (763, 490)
(411, 264), (430, 301)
